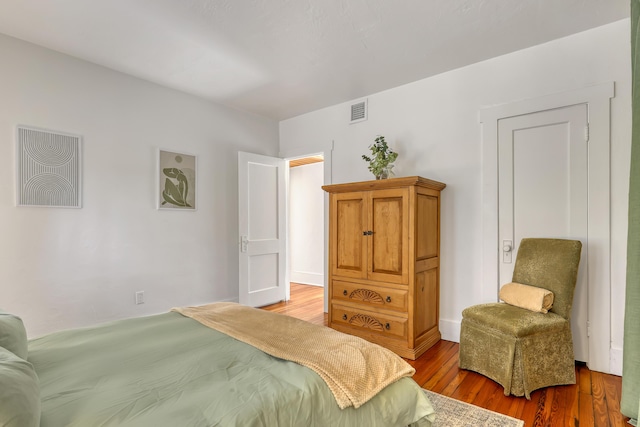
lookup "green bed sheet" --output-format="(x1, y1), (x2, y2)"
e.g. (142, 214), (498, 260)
(28, 312), (434, 427)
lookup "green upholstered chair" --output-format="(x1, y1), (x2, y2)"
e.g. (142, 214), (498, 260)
(459, 238), (582, 399)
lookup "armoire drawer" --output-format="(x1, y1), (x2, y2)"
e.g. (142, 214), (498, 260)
(331, 304), (407, 340)
(331, 280), (408, 312)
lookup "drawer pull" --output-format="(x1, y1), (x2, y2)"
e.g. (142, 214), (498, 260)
(342, 314), (347, 321)
(386, 296), (391, 303)
(348, 314), (384, 332)
(385, 323), (391, 330)
(343, 290), (348, 296)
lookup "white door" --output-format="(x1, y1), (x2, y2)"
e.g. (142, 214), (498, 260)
(238, 152), (288, 307)
(498, 104), (589, 362)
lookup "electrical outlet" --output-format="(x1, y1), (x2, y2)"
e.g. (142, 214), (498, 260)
(135, 291), (144, 305)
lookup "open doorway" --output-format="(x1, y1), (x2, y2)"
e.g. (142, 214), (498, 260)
(288, 155), (325, 312)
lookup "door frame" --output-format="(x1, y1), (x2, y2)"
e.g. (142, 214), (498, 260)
(479, 82), (614, 373)
(280, 142), (334, 313)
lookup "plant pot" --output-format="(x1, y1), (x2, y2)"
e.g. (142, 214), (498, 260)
(376, 166), (395, 179)
(376, 170), (389, 180)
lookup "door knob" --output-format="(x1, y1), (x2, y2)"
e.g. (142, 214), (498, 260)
(502, 239), (513, 263)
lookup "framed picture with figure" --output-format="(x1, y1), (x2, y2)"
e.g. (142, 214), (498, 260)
(158, 149), (197, 210)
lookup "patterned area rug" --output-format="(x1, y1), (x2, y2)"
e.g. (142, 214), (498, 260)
(424, 390), (524, 427)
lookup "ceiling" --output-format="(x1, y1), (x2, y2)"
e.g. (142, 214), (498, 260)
(0, 0), (629, 121)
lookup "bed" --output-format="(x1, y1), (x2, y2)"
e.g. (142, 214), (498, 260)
(1, 304), (435, 427)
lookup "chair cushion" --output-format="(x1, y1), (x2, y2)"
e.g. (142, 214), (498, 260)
(462, 303), (568, 338)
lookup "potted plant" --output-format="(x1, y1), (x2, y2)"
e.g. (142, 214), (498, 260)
(362, 135), (398, 179)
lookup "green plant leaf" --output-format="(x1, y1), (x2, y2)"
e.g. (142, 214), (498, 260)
(362, 134), (398, 178)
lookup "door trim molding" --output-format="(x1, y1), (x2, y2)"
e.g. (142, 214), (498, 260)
(280, 142), (334, 313)
(479, 82), (614, 373)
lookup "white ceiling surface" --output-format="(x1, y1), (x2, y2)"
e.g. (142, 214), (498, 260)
(0, 0), (629, 120)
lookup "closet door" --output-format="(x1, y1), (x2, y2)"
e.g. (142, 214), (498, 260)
(498, 104), (589, 362)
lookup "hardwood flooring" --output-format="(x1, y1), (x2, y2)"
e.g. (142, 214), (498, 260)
(261, 283), (629, 427)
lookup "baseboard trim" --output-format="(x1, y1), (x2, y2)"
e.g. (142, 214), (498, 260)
(290, 271), (324, 287)
(440, 318), (461, 343)
(610, 346), (623, 376)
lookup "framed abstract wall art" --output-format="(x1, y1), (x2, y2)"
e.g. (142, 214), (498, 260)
(158, 149), (196, 210)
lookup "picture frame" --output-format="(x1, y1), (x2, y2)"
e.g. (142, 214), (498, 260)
(157, 149), (197, 210)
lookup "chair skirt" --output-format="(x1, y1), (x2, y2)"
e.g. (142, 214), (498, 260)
(459, 316), (576, 399)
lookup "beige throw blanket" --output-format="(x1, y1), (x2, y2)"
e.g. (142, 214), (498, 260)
(172, 302), (415, 409)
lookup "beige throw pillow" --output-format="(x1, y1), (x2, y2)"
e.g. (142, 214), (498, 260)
(499, 282), (554, 313)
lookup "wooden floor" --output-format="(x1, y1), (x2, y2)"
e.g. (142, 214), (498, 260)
(262, 283), (629, 427)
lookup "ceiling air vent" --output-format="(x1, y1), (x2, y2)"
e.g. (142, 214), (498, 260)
(350, 99), (368, 124)
(16, 125), (82, 208)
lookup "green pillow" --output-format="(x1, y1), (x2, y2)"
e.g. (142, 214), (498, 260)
(0, 309), (28, 359)
(0, 346), (40, 427)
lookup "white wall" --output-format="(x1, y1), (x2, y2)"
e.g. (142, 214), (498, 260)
(289, 162), (325, 286)
(280, 20), (632, 374)
(0, 34), (279, 337)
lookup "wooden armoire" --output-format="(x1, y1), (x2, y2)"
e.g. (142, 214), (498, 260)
(322, 176), (445, 360)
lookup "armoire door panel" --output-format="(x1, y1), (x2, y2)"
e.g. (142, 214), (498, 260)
(416, 194), (439, 260)
(415, 268), (438, 338)
(331, 193), (367, 279)
(368, 189), (409, 284)
(371, 197), (403, 274)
